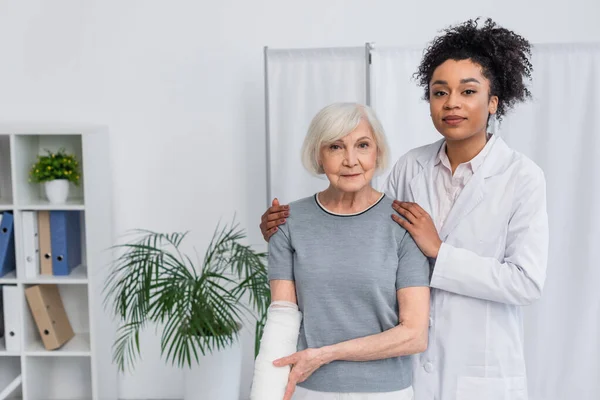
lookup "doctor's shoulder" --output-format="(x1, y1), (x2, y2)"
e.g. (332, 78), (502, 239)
(382, 139), (444, 199)
(389, 140), (443, 173)
(504, 148), (547, 189)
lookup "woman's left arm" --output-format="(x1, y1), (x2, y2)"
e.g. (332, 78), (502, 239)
(393, 167), (549, 306)
(273, 286), (430, 397)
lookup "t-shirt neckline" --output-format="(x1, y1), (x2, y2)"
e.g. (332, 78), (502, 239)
(314, 192), (385, 217)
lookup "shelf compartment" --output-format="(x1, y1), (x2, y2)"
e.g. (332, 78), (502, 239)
(0, 135), (14, 205)
(0, 356), (22, 399)
(12, 135), (84, 207)
(22, 284), (90, 356)
(25, 356), (91, 400)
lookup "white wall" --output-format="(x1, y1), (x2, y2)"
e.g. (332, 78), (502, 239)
(0, 0), (598, 398)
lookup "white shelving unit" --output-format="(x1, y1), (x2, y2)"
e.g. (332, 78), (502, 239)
(0, 125), (118, 400)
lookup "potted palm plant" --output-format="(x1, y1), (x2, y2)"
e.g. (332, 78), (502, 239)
(102, 219), (270, 400)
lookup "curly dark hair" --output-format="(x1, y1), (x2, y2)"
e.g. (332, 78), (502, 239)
(414, 18), (533, 122)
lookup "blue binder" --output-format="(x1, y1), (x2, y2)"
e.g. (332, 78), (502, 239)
(50, 210), (82, 276)
(0, 212), (16, 278)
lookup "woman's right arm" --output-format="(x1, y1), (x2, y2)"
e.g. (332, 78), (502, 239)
(270, 280), (297, 304)
(260, 198), (290, 241)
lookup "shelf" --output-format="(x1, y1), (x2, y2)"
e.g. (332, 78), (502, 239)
(0, 270), (17, 283)
(0, 199), (13, 210)
(0, 129), (118, 400)
(17, 199), (84, 211)
(0, 341), (20, 356)
(25, 332), (90, 357)
(23, 265), (88, 284)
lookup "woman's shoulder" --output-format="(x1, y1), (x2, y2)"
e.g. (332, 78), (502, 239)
(372, 195), (410, 234)
(287, 195), (318, 213)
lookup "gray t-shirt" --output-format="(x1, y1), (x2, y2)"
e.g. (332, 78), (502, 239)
(267, 193), (430, 393)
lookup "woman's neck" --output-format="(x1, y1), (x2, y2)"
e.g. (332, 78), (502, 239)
(445, 131), (489, 173)
(318, 186), (381, 214)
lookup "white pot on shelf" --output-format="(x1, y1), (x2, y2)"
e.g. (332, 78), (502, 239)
(44, 179), (70, 204)
(183, 336), (243, 400)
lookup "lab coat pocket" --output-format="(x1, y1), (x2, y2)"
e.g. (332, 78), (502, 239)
(456, 376), (526, 400)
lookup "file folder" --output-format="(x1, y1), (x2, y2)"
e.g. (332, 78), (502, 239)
(2, 285), (20, 351)
(49, 211), (82, 276)
(22, 211), (40, 278)
(0, 212), (16, 278)
(25, 284), (74, 350)
(37, 211), (53, 275)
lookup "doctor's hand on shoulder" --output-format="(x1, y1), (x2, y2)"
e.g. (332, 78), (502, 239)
(392, 200), (442, 258)
(259, 198), (289, 241)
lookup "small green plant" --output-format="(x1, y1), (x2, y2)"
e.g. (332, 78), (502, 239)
(28, 148), (81, 186)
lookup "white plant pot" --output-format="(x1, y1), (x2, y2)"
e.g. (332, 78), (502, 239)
(44, 179), (70, 204)
(183, 337), (242, 400)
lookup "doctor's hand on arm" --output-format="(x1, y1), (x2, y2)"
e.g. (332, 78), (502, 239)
(259, 198), (289, 241)
(392, 201), (442, 258)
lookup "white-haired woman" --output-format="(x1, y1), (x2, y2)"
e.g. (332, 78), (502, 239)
(251, 103), (430, 400)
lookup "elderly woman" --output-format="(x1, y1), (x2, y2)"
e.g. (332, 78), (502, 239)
(250, 102), (430, 400)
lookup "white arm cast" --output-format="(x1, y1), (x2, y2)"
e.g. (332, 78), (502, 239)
(250, 301), (302, 400)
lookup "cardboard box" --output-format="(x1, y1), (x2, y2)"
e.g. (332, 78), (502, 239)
(25, 284), (74, 350)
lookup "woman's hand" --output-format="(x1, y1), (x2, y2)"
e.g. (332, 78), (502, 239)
(392, 201), (442, 258)
(259, 198), (289, 241)
(273, 348), (328, 400)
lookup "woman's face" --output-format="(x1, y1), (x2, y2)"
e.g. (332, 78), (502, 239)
(319, 119), (378, 194)
(429, 59), (498, 142)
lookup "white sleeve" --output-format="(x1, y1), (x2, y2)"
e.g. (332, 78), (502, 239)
(250, 301), (302, 400)
(430, 167), (549, 305)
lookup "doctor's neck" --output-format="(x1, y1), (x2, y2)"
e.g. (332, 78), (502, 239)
(444, 130), (490, 173)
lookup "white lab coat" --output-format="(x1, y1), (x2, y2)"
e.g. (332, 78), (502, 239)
(383, 136), (549, 400)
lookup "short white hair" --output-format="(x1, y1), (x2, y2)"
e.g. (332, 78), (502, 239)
(301, 102), (390, 175)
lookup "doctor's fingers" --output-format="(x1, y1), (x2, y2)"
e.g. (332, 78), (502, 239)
(396, 201), (428, 217)
(392, 214), (413, 232)
(393, 204), (420, 223)
(261, 208), (289, 223)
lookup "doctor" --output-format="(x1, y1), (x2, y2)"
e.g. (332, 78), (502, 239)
(384, 18), (549, 400)
(259, 18), (549, 400)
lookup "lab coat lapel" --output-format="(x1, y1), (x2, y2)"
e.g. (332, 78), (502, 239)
(438, 173), (484, 241)
(438, 136), (508, 241)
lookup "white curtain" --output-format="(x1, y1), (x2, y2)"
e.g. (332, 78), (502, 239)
(369, 46), (441, 189)
(265, 46), (367, 205)
(498, 43), (600, 400)
(370, 43), (600, 400)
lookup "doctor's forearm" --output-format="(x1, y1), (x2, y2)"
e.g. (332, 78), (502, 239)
(319, 324), (427, 363)
(431, 243), (544, 305)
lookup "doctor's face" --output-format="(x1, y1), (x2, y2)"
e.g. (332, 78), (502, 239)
(428, 59), (499, 142)
(319, 119), (378, 194)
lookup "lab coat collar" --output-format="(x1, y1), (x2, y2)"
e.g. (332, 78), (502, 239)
(416, 135), (508, 179)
